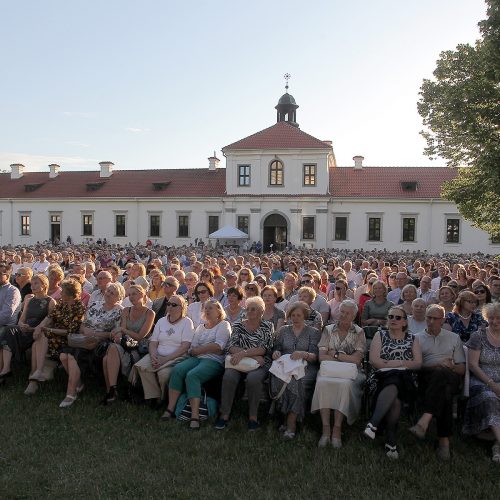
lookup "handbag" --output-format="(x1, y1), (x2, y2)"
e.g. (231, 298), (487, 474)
(67, 333), (100, 351)
(224, 354), (259, 373)
(120, 335), (139, 351)
(175, 389), (218, 421)
(319, 360), (358, 380)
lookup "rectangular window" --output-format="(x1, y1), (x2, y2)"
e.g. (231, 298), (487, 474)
(208, 215), (219, 235)
(237, 215), (249, 235)
(82, 214), (93, 236)
(368, 217), (381, 241)
(303, 164), (317, 186)
(302, 216), (315, 240)
(334, 216), (348, 240)
(446, 218), (460, 243)
(238, 165), (251, 186)
(115, 214), (126, 237)
(178, 215), (189, 238)
(402, 217), (416, 242)
(149, 215), (160, 237)
(21, 215), (30, 236)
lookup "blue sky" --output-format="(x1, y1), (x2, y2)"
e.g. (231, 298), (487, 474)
(0, 0), (487, 172)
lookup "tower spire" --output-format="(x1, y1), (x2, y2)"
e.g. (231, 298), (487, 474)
(275, 73), (299, 127)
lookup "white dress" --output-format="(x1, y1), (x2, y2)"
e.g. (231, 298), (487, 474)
(311, 323), (366, 424)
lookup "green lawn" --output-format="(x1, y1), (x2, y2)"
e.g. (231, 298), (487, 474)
(0, 367), (498, 499)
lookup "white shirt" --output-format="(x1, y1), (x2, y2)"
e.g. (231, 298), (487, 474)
(151, 316), (195, 357)
(32, 260), (49, 274)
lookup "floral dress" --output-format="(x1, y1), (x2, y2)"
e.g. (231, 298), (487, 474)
(45, 301), (86, 359)
(445, 311), (487, 343)
(463, 330), (500, 435)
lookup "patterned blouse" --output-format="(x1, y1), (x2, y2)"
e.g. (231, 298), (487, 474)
(319, 323), (366, 357)
(83, 303), (123, 332)
(227, 319), (274, 365)
(45, 301), (86, 359)
(445, 311), (487, 343)
(377, 327), (415, 361)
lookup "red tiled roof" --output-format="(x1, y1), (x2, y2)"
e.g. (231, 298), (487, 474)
(0, 169), (226, 199)
(329, 167), (458, 198)
(223, 121), (332, 150)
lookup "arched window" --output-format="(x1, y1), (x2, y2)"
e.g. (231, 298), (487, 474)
(269, 160), (284, 186)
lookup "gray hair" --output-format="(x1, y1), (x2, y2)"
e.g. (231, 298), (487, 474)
(482, 302), (500, 321)
(411, 298), (426, 307)
(340, 299), (358, 316)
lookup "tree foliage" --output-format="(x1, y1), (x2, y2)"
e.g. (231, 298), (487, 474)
(418, 0), (500, 238)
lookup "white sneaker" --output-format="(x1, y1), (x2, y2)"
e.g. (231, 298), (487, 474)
(318, 435), (330, 448)
(363, 423), (377, 440)
(59, 394), (77, 408)
(385, 444), (399, 459)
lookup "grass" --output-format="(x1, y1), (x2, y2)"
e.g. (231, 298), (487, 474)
(0, 365), (499, 500)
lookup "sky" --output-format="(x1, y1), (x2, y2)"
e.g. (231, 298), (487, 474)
(0, 0), (488, 172)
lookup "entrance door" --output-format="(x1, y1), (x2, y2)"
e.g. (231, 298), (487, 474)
(50, 215), (61, 243)
(263, 213), (287, 252)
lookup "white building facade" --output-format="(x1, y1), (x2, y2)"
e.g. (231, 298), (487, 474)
(0, 92), (498, 254)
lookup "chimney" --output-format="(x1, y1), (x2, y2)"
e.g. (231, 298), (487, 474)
(208, 151), (220, 171)
(99, 161), (114, 178)
(353, 155), (364, 170)
(10, 163), (25, 179)
(48, 163), (60, 178)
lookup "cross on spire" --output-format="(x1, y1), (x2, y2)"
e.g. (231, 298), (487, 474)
(284, 73), (291, 92)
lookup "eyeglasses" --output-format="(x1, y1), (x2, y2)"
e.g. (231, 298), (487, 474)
(197, 289), (209, 295)
(474, 289), (486, 295)
(448, 284), (458, 288)
(163, 282), (176, 287)
(165, 302), (180, 308)
(387, 314), (405, 320)
(335, 286), (343, 291)
(239, 272), (249, 276)
(426, 316), (443, 321)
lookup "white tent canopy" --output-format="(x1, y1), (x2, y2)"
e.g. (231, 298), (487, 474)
(209, 225), (248, 239)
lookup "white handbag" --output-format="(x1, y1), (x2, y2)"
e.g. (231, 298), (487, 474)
(319, 361), (358, 380)
(225, 355), (259, 373)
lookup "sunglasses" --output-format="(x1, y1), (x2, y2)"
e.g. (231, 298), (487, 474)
(165, 302), (180, 308)
(474, 289), (486, 294)
(387, 314), (405, 320)
(448, 284), (458, 288)
(240, 272), (249, 276)
(335, 286), (343, 291)
(163, 282), (176, 287)
(197, 289), (209, 295)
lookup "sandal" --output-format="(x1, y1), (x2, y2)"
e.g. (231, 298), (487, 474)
(161, 409), (175, 421)
(59, 394), (77, 408)
(189, 418), (200, 430)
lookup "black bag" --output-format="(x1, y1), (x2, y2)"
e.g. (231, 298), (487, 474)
(120, 335), (139, 352)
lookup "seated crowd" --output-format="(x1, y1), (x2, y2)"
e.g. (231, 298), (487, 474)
(0, 245), (499, 463)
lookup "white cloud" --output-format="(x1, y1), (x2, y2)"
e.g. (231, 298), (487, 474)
(125, 127), (150, 133)
(0, 152), (98, 171)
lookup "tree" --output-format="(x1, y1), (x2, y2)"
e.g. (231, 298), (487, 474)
(418, 0), (500, 238)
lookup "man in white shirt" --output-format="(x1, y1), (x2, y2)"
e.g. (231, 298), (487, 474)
(31, 253), (49, 274)
(387, 272), (409, 304)
(417, 276), (437, 305)
(407, 298), (427, 334)
(431, 265), (449, 291)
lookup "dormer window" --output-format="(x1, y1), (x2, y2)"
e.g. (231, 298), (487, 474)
(153, 181), (171, 191)
(24, 183), (44, 192)
(269, 160), (284, 186)
(86, 182), (105, 192)
(401, 181), (418, 191)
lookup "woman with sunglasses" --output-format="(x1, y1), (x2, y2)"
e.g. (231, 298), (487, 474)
(361, 280), (394, 339)
(147, 270), (166, 301)
(163, 299), (230, 428)
(443, 290), (487, 343)
(327, 278), (349, 323)
(363, 306), (422, 459)
(187, 282), (214, 328)
(132, 295), (194, 411)
(237, 268), (254, 287)
(472, 280), (492, 312)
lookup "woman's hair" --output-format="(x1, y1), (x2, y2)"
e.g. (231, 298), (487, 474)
(340, 299), (358, 317)
(61, 278), (82, 300)
(261, 285), (278, 299)
(133, 263), (146, 277)
(185, 271), (199, 283)
(286, 300), (310, 321)
(226, 286), (244, 301)
(150, 270), (166, 285)
(244, 282), (261, 295)
(200, 268), (214, 282)
(48, 264), (65, 282)
(237, 267), (254, 283)
(129, 284), (147, 304)
(438, 285), (456, 302)
(334, 278), (348, 292)
(387, 306), (408, 333)
(453, 290), (478, 314)
(194, 281), (214, 300)
(371, 280), (388, 297)
(482, 302), (500, 321)
(169, 295), (188, 317)
(245, 296), (265, 313)
(107, 281), (126, 302)
(472, 280), (492, 304)
(32, 273), (49, 290)
(202, 299), (226, 322)
(402, 284), (418, 301)
(298, 286), (316, 303)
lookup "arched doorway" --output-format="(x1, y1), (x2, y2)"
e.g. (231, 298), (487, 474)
(263, 213), (288, 252)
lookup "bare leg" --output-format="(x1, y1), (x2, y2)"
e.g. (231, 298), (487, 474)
(106, 345), (121, 388)
(0, 349), (12, 375)
(166, 388), (181, 413)
(415, 412), (433, 432)
(102, 354), (110, 391)
(286, 412), (298, 433)
(33, 336), (49, 373)
(491, 425), (500, 443)
(66, 355), (80, 397)
(60, 352), (69, 373)
(320, 408), (331, 438)
(332, 410), (344, 439)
